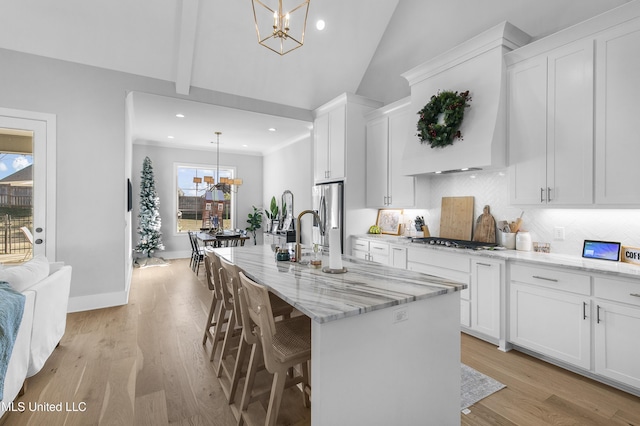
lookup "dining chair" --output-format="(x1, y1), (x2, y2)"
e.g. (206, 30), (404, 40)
(237, 271), (311, 426)
(216, 256), (294, 406)
(188, 231), (205, 274)
(20, 226), (34, 260)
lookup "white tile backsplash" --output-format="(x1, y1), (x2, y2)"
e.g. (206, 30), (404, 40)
(413, 169), (640, 256)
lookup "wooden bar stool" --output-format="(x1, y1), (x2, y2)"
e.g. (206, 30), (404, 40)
(202, 251), (228, 362)
(217, 256), (293, 406)
(237, 271), (311, 426)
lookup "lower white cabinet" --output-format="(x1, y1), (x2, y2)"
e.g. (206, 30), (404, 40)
(389, 245), (407, 269)
(509, 263), (592, 369)
(471, 259), (503, 340)
(593, 276), (640, 389)
(351, 238), (389, 265)
(509, 281), (591, 369)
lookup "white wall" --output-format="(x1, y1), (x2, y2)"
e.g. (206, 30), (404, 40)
(132, 143), (263, 258)
(0, 47), (309, 312)
(262, 135), (314, 245)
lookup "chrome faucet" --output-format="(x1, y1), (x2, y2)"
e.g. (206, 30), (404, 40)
(295, 209), (323, 262)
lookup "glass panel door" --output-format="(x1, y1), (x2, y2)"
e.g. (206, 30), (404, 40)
(0, 115), (48, 264)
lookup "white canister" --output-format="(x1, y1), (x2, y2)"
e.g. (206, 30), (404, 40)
(516, 231), (532, 251)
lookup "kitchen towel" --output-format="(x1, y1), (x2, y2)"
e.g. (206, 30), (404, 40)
(329, 227), (342, 270)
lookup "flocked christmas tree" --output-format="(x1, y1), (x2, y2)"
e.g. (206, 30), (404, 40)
(136, 156), (164, 257)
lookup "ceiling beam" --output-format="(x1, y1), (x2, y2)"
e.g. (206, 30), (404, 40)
(175, 0), (200, 95)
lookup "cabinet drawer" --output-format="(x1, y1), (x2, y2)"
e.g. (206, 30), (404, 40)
(510, 263), (591, 295)
(352, 239), (369, 251)
(407, 248), (470, 273)
(369, 241), (389, 256)
(594, 276), (640, 307)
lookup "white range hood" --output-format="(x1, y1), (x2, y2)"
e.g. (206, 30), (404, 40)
(401, 22), (530, 175)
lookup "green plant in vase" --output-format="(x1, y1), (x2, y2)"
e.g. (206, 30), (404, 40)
(246, 206), (263, 245)
(264, 196), (280, 231)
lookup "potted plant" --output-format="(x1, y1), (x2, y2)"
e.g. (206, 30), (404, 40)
(264, 196), (280, 232)
(246, 206), (263, 245)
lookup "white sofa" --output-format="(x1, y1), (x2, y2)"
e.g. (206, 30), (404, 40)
(0, 256), (72, 418)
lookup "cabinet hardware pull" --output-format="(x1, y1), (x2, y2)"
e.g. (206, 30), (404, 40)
(597, 305), (601, 324)
(583, 301), (587, 320)
(392, 247), (402, 251)
(631, 293), (640, 298)
(477, 262), (491, 267)
(540, 187), (545, 203)
(373, 246), (385, 250)
(532, 275), (558, 282)
(547, 187), (552, 202)
(388, 196), (392, 205)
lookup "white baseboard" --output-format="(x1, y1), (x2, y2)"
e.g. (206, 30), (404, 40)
(67, 290), (129, 313)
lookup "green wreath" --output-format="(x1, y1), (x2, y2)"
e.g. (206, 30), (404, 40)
(416, 90), (471, 148)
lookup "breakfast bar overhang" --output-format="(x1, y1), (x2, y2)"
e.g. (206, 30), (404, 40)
(214, 244), (465, 425)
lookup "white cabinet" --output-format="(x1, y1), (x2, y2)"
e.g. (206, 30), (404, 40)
(509, 263), (591, 369)
(508, 39), (594, 205)
(407, 248), (475, 331)
(365, 99), (415, 208)
(351, 238), (389, 265)
(470, 259), (503, 340)
(389, 245), (407, 269)
(595, 19), (640, 204)
(314, 104), (346, 182)
(593, 276), (640, 389)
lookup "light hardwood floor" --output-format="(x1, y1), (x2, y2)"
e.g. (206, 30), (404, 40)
(2, 258), (639, 425)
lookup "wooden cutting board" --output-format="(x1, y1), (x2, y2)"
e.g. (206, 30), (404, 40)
(440, 196), (474, 240)
(472, 205), (497, 243)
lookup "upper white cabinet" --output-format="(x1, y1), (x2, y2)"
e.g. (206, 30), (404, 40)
(595, 19), (640, 204)
(365, 99), (415, 208)
(314, 104), (346, 182)
(507, 3), (640, 206)
(508, 38), (594, 205)
(313, 93), (381, 184)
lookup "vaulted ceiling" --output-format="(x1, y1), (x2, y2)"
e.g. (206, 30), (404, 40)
(0, 0), (631, 154)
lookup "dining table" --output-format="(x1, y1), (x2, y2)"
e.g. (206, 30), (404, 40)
(196, 231), (249, 248)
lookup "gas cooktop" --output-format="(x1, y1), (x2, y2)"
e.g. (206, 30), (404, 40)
(410, 237), (498, 250)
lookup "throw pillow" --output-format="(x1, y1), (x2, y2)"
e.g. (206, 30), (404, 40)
(0, 255), (50, 293)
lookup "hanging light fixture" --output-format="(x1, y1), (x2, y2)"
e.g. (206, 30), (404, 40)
(204, 132), (242, 202)
(251, 0), (310, 55)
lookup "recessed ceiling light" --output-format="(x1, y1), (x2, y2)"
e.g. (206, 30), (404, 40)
(168, 135), (175, 139)
(176, 114), (185, 118)
(268, 128), (277, 132)
(316, 19), (325, 31)
(435, 171), (442, 174)
(242, 144), (248, 147)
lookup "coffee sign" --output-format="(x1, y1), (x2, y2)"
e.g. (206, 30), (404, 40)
(621, 246), (640, 265)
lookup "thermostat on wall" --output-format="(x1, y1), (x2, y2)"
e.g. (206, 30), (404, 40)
(582, 240), (621, 261)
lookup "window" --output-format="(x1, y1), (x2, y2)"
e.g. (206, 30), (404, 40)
(176, 163), (235, 233)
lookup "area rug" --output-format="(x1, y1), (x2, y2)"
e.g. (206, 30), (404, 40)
(461, 363), (506, 410)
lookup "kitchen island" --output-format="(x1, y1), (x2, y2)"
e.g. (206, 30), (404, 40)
(214, 244), (465, 426)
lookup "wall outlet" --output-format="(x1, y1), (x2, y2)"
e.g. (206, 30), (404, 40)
(553, 227), (565, 241)
(393, 308), (408, 323)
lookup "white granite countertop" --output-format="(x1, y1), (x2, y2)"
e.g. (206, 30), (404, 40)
(211, 244), (465, 324)
(354, 234), (640, 279)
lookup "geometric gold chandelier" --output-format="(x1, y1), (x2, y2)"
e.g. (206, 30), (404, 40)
(251, 0), (310, 55)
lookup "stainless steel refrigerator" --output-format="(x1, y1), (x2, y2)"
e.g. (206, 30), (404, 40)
(312, 181), (344, 253)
